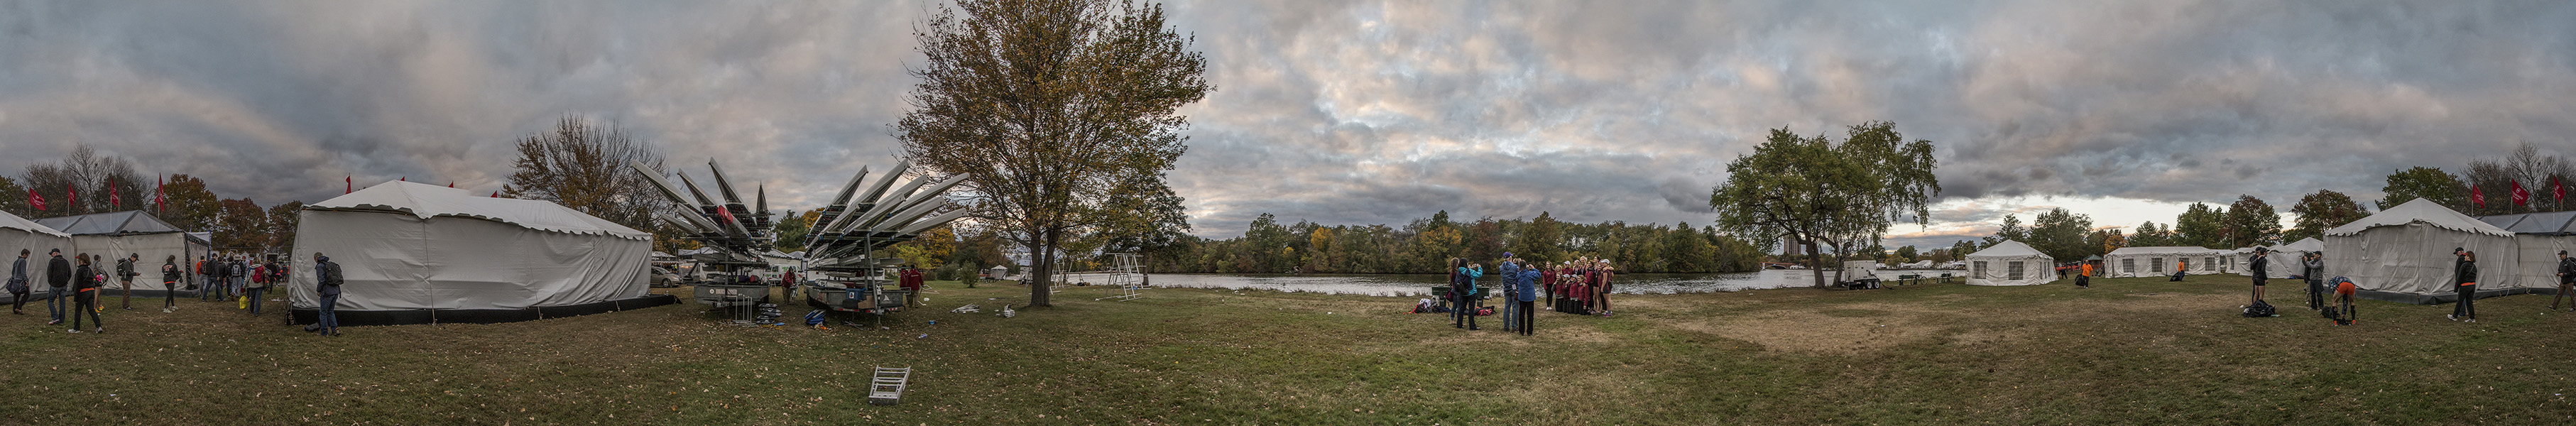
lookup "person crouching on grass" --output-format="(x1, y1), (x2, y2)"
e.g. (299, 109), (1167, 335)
(2449, 248), (2477, 322)
(2330, 276), (2358, 325)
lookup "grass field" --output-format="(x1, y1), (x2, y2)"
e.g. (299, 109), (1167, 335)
(6, 275), (2575, 425)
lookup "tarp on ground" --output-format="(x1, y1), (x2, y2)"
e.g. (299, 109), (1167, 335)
(1965, 240), (2055, 286)
(2101, 246), (2220, 278)
(2325, 199), (2526, 303)
(32, 210), (209, 292)
(288, 181), (651, 312)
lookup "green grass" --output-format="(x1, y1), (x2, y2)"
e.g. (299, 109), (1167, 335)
(6, 275), (2576, 425)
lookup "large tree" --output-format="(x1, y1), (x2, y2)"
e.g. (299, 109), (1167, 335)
(2028, 207), (2093, 262)
(500, 116), (669, 235)
(895, 0), (1211, 306)
(2173, 202), (2226, 248)
(2465, 143), (2576, 214)
(18, 145), (148, 218)
(2129, 222), (2175, 247)
(2377, 166), (2468, 212)
(2284, 190), (2369, 242)
(2217, 195), (2281, 248)
(209, 197), (269, 249)
(264, 201), (305, 249)
(1512, 212), (1566, 264)
(0, 176), (25, 218)
(157, 174), (223, 231)
(1987, 214), (2029, 246)
(1093, 171), (1194, 267)
(1710, 121), (1940, 288)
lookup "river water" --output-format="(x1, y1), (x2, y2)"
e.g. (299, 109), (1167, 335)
(1059, 269), (1945, 297)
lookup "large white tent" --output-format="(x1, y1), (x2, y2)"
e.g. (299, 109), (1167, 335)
(2101, 246), (2220, 278)
(1965, 240), (2055, 286)
(2475, 211), (2576, 295)
(289, 181), (666, 324)
(32, 210), (210, 293)
(1, 209), (73, 304)
(2324, 199), (2526, 304)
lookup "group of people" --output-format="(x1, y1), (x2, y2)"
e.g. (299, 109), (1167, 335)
(1437, 255), (1619, 336)
(2234, 246), (2576, 325)
(7, 248), (347, 337)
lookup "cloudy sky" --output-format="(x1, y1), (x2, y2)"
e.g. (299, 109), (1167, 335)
(3, 1), (2572, 250)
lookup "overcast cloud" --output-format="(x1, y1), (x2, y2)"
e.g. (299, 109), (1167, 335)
(3, 1), (2571, 249)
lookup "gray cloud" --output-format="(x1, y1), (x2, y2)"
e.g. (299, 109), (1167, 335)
(2, 1), (2572, 243)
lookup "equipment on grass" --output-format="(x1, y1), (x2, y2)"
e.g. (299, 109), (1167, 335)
(869, 366), (912, 405)
(2242, 300), (2276, 317)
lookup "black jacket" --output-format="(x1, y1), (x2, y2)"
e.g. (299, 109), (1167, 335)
(2250, 255), (2268, 278)
(73, 264), (99, 290)
(46, 256), (71, 288)
(2559, 257), (2575, 281)
(2455, 258), (2478, 285)
(116, 258), (136, 281)
(162, 262), (181, 283)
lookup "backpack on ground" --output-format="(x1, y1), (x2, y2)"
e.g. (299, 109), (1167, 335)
(2242, 300), (2276, 317)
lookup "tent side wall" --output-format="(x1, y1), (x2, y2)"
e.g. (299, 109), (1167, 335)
(2324, 223), (2521, 302)
(2511, 234), (2574, 289)
(2, 228), (76, 300)
(70, 233), (204, 292)
(2235, 251), (2311, 279)
(1965, 255), (2054, 285)
(290, 209), (650, 312)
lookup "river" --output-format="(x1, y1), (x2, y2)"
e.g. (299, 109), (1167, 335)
(1052, 269), (1948, 297)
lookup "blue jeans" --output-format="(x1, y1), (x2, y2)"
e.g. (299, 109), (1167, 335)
(1501, 291), (1520, 330)
(47, 287), (65, 322)
(245, 288), (266, 315)
(317, 293), (340, 332)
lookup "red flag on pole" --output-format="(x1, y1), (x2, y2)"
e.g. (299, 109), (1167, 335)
(2472, 185), (2486, 208)
(2556, 176), (2566, 202)
(155, 176), (166, 212)
(490, 191), (500, 197)
(346, 176), (352, 194)
(26, 190), (43, 212)
(67, 184), (77, 210)
(109, 185), (120, 209)
(2511, 180), (2529, 206)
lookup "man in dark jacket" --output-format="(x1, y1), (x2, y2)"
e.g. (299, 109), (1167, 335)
(116, 253), (138, 310)
(2552, 250), (2573, 312)
(46, 248), (70, 325)
(2303, 252), (2326, 311)
(2450, 248), (2478, 322)
(310, 253), (344, 337)
(9, 249), (28, 315)
(2248, 247), (2269, 306)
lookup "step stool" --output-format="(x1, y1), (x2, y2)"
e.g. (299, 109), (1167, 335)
(869, 366), (912, 405)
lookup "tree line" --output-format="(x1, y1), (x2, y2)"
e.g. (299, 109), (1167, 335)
(1, 146), (304, 251)
(1141, 211), (1769, 275)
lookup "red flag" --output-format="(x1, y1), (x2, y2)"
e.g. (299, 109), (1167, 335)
(346, 176), (352, 195)
(490, 191), (500, 197)
(67, 184), (77, 209)
(154, 176), (166, 212)
(719, 207), (739, 224)
(2511, 180), (2529, 206)
(2557, 176), (2566, 202)
(2472, 185), (2485, 208)
(109, 185), (119, 209)
(447, 182), (454, 188)
(26, 190), (43, 212)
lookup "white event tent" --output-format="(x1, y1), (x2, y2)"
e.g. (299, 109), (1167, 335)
(1, 209), (73, 303)
(288, 181), (665, 324)
(1965, 240), (2055, 286)
(2101, 246), (2220, 278)
(33, 210), (211, 293)
(2323, 199), (2527, 304)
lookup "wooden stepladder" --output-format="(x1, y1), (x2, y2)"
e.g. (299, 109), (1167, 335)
(869, 366), (912, 405)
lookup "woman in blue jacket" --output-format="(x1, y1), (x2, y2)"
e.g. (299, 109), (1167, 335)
(1451, 258), (1481, 330)
(1515, 262), (1539, 336)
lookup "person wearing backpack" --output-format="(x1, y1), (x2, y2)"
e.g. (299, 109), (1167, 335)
(68, 254), (103, 333)
(2448, 248), (2478, 322)
(244, 257), (271, 316)
(2248, 247), (2271, 307)
(9, 249), (31, 315)
(309, 252), (345, 337)
(195, 256), (212, 301)
(160, 256), (181, 312)
(230, 256), (251, 310)
(115, 253), (137, 310)
(1496, 259), (1522, 332)
(45, 248), (70, 324)
(1450, 258), (1482, 330)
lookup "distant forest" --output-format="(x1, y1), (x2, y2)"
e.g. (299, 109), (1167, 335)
(1144, 211), (1770, 275)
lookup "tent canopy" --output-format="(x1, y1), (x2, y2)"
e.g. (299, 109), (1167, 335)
(32, 210), (185, 236)
(0, 209), (70, 238)
(1967, 240), (2047, 258)
(2327, 199), (2514, 237)
(2475, 211), (2576, 235)
(2278, 237), (2325, 253)
(310, 181), (649, 240)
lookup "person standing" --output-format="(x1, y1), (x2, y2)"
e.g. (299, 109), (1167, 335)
(1514, 261), (1539, 336)
(2303, 252), (2326, 311)
(310, 253), (344, 337)
(195, 255), (212, 301)
(160, 256), (180, 312)
(69, 254), (102, 333)
(244, 256), (271, 316)
(1496, 259), (1521, 332)
(231, 256), (251, 310)
(116, 253), (138, 310)
(9, 249), (30, 315)
(2075, 261), (2094, 289)
(2553, 250), (2574, 312)
(2449, 248), (2478, 322)
(45, 248), (70, 325)
(1451, 258), (1482, 330)
(2248, 247), (2270, 306)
